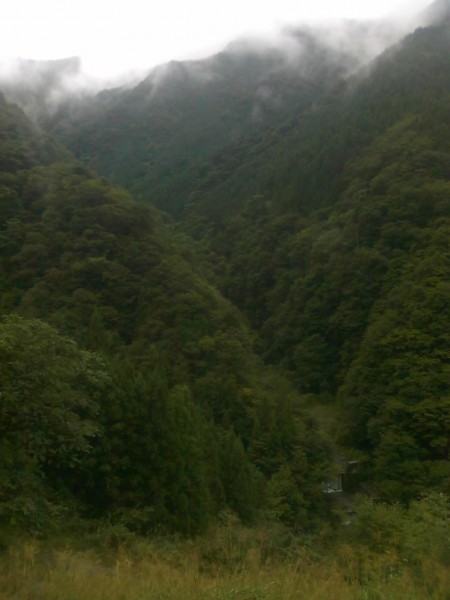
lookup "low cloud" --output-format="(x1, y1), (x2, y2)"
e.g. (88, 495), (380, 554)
(0, 56), (145, 119)
(0, 1), (439, 120)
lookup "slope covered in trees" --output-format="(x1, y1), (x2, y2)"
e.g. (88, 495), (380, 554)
(35, 9), (450, 503)
(40, 22), (407, 218)
(181, 16), (450, 499)
(1, 2), (449, 541)
(0, 96), (330, 535)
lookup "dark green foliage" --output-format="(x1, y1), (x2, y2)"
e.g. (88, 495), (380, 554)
(0, 97), (70, 173)
(0, 98), (330, 534)
(172, 20), (450, 502)
(80, 365), (222, 534)
(69, 16), (449, 505)
(2, 10), (450, 535)
(248, 374), (331, 529)
(340, 231), (450, 499)
(217, 428), (265, 521)
(0, 158), (257, 389)
(346, 493), (450, 563)
(0, 315), (107, 530)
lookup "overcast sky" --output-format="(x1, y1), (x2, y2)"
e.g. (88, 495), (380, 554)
(2, 0), (430, 78)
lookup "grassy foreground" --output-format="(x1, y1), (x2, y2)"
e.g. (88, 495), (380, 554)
(1, 523), (448, 600)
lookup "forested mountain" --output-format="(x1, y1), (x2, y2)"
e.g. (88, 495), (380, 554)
(194, 12), (450, 500)
(35, 4), (450, 503)
(0, 94), (330, 534)
(1, 0), (449, 541)
(36, 20), (411, 219)
(184, 11), (450, 499)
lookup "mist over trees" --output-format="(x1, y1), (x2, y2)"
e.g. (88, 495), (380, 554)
(0, 0), (449, 559)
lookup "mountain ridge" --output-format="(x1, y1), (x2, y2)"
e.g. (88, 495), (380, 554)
(0, 2), (449, 535)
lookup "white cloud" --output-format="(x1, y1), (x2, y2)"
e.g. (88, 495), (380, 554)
(0, 0), (431, 79)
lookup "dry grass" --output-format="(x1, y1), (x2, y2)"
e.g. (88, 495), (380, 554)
(0, 529), (448, 600)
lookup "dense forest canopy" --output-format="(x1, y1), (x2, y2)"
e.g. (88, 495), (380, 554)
(0, 95), (330, 535)
(0, 0), (449, 543)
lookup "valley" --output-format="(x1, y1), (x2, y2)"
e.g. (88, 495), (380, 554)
(0, 2), (449, 597)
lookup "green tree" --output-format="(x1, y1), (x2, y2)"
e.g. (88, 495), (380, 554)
(0, 315), (108, 530)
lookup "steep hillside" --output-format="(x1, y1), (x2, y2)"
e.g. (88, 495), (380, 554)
(0, 97), (330, 535)
(180, 16), (450, 500)
(41, 22), (406, 218)
(2, 3), (448, 530)
(40, 11), (449, 502)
